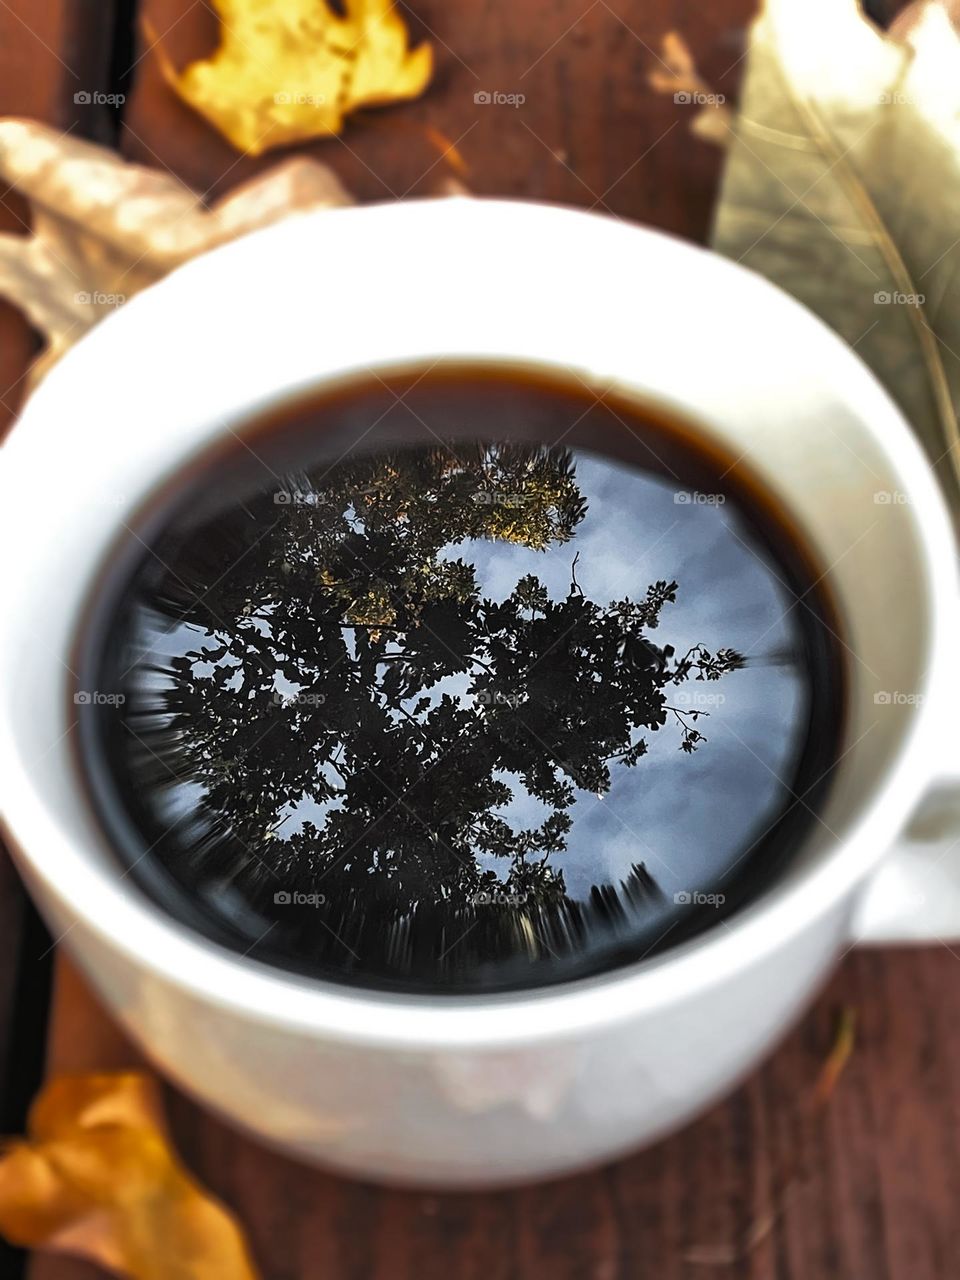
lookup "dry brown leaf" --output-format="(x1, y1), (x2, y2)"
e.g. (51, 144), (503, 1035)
(647, 32), (733, 145)
(710, 0), (960, 514)
(0, 1072), (260, 1279)
(0, 118), (352, 384)
(151, 0), (433, 156)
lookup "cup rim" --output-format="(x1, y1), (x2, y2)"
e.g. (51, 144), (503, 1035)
(0, 197), (955, 1049)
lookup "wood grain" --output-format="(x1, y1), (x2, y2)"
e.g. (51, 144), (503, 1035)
(0, 7), (118, 1277)
(29, 949), (960, 1280)
(3, 1), (956, 1279)
(0, 0), (118, 435)
(121, 0), (754, 234)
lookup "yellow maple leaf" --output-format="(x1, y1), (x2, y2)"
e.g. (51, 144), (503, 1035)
(152, 0), (434, 156)
(0, 1073), (260, 1279)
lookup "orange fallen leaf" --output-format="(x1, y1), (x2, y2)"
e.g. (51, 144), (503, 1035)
(150, 0), (433, 156)
(0, 1072), (260, 1280)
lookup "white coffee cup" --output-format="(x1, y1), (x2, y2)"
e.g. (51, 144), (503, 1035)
(1, 199), (958, 1186)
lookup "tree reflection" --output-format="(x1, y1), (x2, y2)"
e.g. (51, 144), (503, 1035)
(119, 441), (744, 987)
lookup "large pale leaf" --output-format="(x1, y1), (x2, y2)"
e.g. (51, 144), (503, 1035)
(0, 119), (352, 384)
(712, 0), (960, 513)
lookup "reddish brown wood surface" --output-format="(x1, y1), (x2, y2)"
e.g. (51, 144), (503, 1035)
(121, 0), (753, 232)
(0, 12), (119, 1242)
(0, 0), (117, 435)
(2, 1), (958, 1278)
(30, 950), (960, 1280)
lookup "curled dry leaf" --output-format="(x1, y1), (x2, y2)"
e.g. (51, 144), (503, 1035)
(0, 1072), (260, 1279)
(710, 0), (960, 515)
(150, 0), (433, 156)
(647, 33), (733, 145)
(0, 118), (352, 384)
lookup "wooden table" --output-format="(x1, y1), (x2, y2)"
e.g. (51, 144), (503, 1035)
(3, 2), (959, 1278)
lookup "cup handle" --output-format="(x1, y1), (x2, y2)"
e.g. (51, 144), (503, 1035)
(852, 775), (960, 943)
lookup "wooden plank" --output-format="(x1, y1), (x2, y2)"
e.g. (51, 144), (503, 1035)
(12, 1), (957, 1279)
(29, 950), (960, 1280)
(121, 0), (755, 237)
(0, 5), (119, 1276)
(0, 0), (119, 435)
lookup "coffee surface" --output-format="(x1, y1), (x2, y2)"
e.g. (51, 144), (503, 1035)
(77, 368), (843, 993)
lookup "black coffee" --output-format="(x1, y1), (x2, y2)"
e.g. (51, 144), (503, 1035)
(74, 366), (844, 993)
